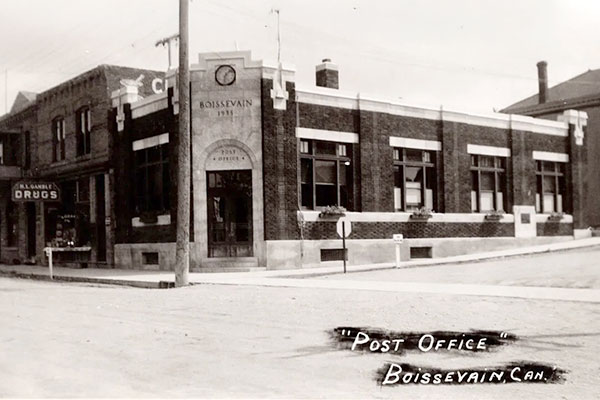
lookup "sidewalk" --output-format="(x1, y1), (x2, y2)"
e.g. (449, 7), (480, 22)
(1, 237), (600, 302)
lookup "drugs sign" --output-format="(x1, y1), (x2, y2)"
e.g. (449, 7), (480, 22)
(12, 182), (61, 202)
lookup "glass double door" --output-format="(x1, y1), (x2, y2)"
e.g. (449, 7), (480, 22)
(207, 170), (253, 258)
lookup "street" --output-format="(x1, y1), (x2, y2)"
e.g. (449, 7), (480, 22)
(1, 249), (599, 399)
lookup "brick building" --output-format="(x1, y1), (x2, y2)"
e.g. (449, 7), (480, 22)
(0, 65), (163, 265)
(109, 51), (589, 271)
(502, 61), (599, 227)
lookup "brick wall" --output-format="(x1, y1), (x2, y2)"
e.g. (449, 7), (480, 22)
(262, 79), (301, 240)
(537, 222), (573, 236)
(112, 88), (179, 244)
(302, 220), (514, 240)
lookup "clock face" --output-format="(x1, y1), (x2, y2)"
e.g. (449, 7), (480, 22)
(215, 65), (236, 86)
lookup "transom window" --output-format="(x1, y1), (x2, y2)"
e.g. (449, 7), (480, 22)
(393, 148), (435, 211)
(134, 142), (170, 214)
(76, 107), (91, 156)
(300, 139), (352, 209)
(470, 155), (507, 212)
(536, 161), (567, 213)
(52, 117), (66, 162)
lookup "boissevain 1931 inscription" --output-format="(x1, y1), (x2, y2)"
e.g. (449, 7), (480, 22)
(198, 99), (253, 117)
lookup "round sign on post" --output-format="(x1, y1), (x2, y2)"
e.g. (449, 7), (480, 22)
(336, 216), (352, 238)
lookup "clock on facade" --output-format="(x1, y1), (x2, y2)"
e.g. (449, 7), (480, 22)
(215, 65), (236, 86)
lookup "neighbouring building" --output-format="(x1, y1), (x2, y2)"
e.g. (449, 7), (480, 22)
(108, 51), (589, 271)
(0, 65), (163, 266)
(502, 61), (599, 227)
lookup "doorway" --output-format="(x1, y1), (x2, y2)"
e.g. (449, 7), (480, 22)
(207, 170), (253, 257)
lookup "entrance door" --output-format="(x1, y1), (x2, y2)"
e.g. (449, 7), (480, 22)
(207, 170), (253, 257)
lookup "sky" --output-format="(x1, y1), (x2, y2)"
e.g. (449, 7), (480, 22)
(1, 0), (600, 115)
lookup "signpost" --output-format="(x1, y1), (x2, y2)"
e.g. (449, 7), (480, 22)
(336, 216), (351, 273)
(393, 233), (403, 268)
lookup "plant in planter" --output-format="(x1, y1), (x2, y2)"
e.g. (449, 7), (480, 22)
(547, 211), (565, 222)
(318, 205), (347, 219)
(484, 210), (505, 221)
(139, 211), (159, 224)
(410, 207), (433, 221)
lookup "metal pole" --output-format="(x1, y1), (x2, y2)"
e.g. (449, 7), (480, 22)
(342, 223), (346, 274)
(175, 0), (190, 287)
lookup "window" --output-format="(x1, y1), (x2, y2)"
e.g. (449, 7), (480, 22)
(393, 148), (435, 211)
(134, 142), (170, 214)
(76, 107), (91, 156)
(6, 201), (17, 247)
(52, 117), (66, 161)
(300, 139), (352, 209)
(470, 155), (507, 212)
(536, 161), (567, 213)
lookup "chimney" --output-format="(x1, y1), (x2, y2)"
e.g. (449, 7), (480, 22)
(316, 58), (339, 89)
(537, 61), (548, 104)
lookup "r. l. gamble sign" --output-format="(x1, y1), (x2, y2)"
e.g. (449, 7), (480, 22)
(11, 181), (61, 202)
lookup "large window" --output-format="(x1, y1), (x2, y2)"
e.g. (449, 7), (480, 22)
(300, 139), (351, 209)
(536, 161), (567, 213)
(393, 148), (436, 211)
(134, 143), (170, 214)
(470, 155), (507, 212)
(76, 107), (91, 156)
(52, 117), (66, 162)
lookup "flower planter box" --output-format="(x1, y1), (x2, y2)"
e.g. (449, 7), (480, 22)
(318, 206), (347, 220)
(484, 214), (504, 222)
(547, 214), (564, 222)
(139, 211), (159, 224)
(409, 214), (432, 222)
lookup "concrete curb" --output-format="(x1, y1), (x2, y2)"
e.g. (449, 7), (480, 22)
(0, 270), (174, 289)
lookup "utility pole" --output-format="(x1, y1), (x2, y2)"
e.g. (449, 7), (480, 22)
(155, 34), (179, 70)
(175, 0), (190, 287)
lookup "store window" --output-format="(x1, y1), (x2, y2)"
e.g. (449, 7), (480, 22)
(6, 201), (17, 247)
(393, 148), (435, 211)
(45, 180), (91, 248)
(470, 155), (507, 212)
(134, 142), (170, 214)
(76, 107), (91, 156)
(536, 161), (567, 213)
(300, 139), (352, 209)
(52, 117), (66, 162)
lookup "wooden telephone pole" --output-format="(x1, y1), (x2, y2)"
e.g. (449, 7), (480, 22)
(175, 0), (190, 286)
